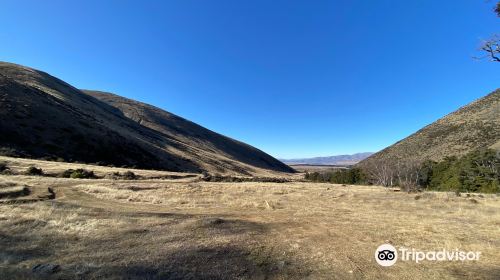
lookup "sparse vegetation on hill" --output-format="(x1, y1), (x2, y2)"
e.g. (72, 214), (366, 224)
(358, 89), (500, 167)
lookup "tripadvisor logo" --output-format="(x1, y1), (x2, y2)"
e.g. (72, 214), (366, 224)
(375, 244), (481, 267)
(375, 244), (397, 266)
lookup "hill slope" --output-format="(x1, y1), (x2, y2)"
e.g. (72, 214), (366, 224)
(359, 90), (500, 166)
(0, 62), (294, 174)
(281, 152), (373, 165)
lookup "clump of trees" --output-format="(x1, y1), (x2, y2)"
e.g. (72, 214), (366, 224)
(362, 149), (499, 193)
(305, 149), (499, 193)
(305, 168), (366, 185)
(426, 149), (499, 193)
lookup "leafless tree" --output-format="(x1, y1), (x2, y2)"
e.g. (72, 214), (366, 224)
(479, 36), (500, 62)
(394, 159), (423, 192)
(364, 159), (394, 187)
(477, 1), (500, 62)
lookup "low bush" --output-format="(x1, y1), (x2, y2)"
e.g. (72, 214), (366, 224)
(25, 166), (43, 176)
(0, 162), (8, 173)
(61, 169), (96, 179)
(107, 171), (139, 180)
(122, 171), (138, 180)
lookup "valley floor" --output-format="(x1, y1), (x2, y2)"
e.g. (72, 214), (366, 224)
(0, 161), (499, 279)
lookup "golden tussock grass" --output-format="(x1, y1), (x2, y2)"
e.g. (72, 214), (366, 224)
(0, 161), (499, 279)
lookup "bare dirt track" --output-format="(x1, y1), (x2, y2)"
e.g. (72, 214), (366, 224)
(1, 171), (499, 279)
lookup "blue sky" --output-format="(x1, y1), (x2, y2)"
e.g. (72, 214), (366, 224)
(1, 0), (498, 158)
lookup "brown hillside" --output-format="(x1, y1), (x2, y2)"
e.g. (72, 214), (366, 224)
(0, 62), (293, 175)
(359, 89), (500, 166)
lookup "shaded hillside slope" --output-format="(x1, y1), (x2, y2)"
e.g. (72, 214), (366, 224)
(359, 89), (500, 166)
(82, 90), (294, 174)
(0, 62), (293, 174)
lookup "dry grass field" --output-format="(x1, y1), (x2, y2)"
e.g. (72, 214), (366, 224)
(0, 157), (499, 279)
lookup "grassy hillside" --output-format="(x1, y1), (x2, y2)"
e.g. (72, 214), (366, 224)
(83, 90), (294, 174)
(0, 62), (293, 175)
(359, 89), (500, 166)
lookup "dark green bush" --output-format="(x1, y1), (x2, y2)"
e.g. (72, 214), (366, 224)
(0, 162), (8, 172)
(25, 166), (43, 176)
(61, 169), (96, 179)
(108, 171), (139, 180)
(305, 168), (366, 185)
(60, 169), (74, 178)
(122, 171), (138, 180)
(71, 169), (96, 179)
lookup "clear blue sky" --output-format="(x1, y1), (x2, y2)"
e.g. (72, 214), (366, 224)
(1, 0), (498, 158)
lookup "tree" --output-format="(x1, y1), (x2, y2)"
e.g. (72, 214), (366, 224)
(394, 159), (423, 192)
(480, 36), (500, 62)
(478, 1), (500, 62)
(364, 159), (394, 187)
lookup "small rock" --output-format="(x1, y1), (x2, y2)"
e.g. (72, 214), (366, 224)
(32, 264), (60, 275)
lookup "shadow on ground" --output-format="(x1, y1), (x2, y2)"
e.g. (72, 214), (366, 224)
(0, 201), (307, 279)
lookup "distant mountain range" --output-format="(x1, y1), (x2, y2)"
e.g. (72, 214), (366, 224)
(359, 89), (499, 167)
(281, 152), (374, 166)
(0, 62), (294, 175)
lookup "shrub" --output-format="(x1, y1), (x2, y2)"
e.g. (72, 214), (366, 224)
(61, 169), (96, 179)
(0, 162), (8, 172)
(107, 171), (139, 180)
(122, 171), (138, 180)
(60, 169), (75, 178)
(25, 166), (43, 176)
(71, 169), (96, 179)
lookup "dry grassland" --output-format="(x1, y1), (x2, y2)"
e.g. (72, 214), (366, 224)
(0, 158), (499, 279)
